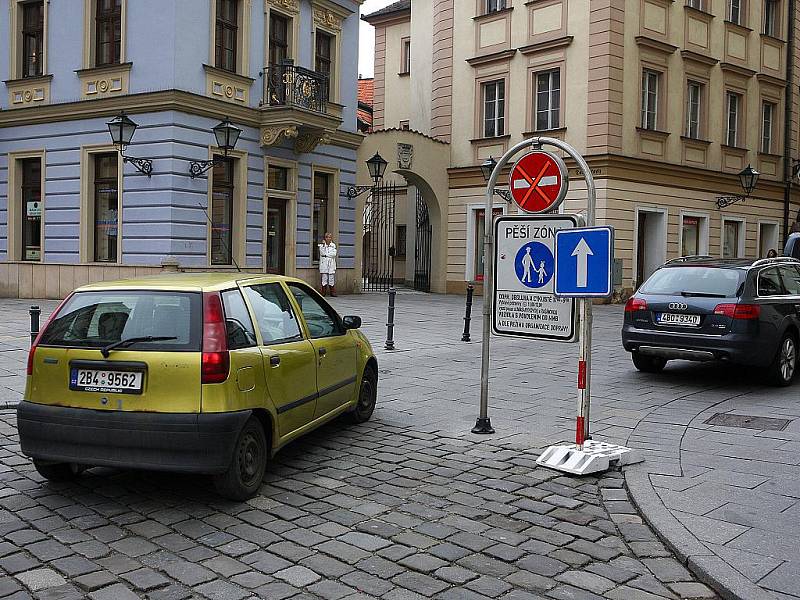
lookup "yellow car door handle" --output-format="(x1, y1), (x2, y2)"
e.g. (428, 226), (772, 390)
(270, 355), (281, 367)
(318, 348), (327, 358)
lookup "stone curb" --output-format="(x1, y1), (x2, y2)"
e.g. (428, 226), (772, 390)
(624, 462), (778, 600)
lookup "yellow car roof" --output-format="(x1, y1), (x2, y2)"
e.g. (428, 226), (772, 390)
(76, 272), (302, 293)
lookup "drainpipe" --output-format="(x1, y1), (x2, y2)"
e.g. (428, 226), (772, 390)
(782, 0), (796, 246)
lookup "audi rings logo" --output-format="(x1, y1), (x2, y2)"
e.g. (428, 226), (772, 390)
(668, 303), (689, 311)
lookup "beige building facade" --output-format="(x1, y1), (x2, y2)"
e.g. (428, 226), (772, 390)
(362, 0), (800, 296)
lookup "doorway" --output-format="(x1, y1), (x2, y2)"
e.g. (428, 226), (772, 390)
(636, 209), (666, 288)
(266, 198), (287, 274)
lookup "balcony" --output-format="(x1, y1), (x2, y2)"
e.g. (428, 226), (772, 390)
(259, 62), (342, 153)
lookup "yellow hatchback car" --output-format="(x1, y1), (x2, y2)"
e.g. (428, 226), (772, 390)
(17, 274), (378, 500)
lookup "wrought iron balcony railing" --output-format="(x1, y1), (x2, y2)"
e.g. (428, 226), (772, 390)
(262, 63), (329, 114)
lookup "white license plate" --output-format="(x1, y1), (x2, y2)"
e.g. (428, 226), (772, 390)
(657, 313), (701, 326)
(70, 369), (143, 394)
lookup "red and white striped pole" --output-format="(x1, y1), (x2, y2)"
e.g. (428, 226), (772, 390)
(576, 298), (592, 448)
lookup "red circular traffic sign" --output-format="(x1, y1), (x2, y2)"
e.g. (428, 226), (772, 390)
(508, 151), (569, 213)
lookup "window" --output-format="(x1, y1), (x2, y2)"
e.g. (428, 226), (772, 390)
(759, 222), (779, 257)
(315, 30), (333, 99)
(20, 158), (42, 262)
(762, 101), (775, 154)
(215, 0), (238, 72)
(486, 0), (507, 13)
(682, 216), (701, 256)
(399, 120), (410, 130)
(288, 284), (341, 339)
(686, 81), (702, 139)
(211, 157), (234, 266)
(244, 284), (303, 344)
(396, 225), (407, 258)
(312, 173), (330, 263)
(686, 0), (704, 9)
(269, 12), (289, 66)
(268, 165), (289, 191)
(780, 266), (800, 295)
(758, 267), (785, 296)
(535, 69), (561, 131)
(95, 0), (122, 67)
(93, 153), (119, 263)
(764, 0), (778, 35)
(222, 289), (257, 349)
(22, 1), (44, 78)
(401, 38), (411, 74)
(482, 80), (505, 138)
(728, 0), (742, 23)
(641, 70), (660, 130)
(726, 92), (742, 147)
(722, 220), (743, 258)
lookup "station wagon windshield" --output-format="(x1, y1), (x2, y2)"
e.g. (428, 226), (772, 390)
(39, 291), (202, 351)
(639, 267), (744, 298)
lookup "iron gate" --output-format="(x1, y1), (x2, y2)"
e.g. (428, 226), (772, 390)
(414, 191), (432, 292)
(362, 182), (396, 291)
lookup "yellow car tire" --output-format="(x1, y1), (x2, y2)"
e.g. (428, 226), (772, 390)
(348, 366), (377, 424)
(213, 417), (268, 501)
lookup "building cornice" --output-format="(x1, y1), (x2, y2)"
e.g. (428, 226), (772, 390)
(519, 36), (573, 55)
(680, 50), (718, 66)
(466, 49), (518, 67)
(0, 89), (363, 151)
(635, 36), (678, 55)
(720, 62), (757, 78)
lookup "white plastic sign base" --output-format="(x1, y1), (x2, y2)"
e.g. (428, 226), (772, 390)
(536, 440), (643, 475)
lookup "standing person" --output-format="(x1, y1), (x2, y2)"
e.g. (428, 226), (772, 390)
(767, 248), (778, 259)
(319, 232), (338, 296)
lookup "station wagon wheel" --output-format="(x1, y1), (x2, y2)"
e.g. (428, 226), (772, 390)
(768, 333), (797, 387)
(33, 460), (81, 482)
(348, 366), (377, 424)
(213, 418), (267, 501)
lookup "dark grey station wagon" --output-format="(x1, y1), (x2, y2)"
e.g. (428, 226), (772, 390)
(622, 256), (800, 385)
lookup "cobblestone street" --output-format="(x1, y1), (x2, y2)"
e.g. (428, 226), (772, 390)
(0, 292), (797, 599)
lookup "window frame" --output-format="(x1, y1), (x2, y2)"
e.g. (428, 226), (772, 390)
(725, 90), (744, 147)
(685, 80), (703, 139)
(287, 282), (345, 339)
(679, 211), (710, 257)
(10, 0), (49, 80)
(243, 282), (305, 346)
(310, 169), (339, 265)
(215, 0), (238, 72)
(686, 0), (704, 10)
(728, 0), (744, 24)
(641, 69), (661, 131)
(763, 0), (779, 35)
(761, 100), (776, 154)
(210, 156), (236, 266)
(7, 152), (46, 263)
(721, 217), (745, 258)
(482, 79), (506, 138)
(21, 1), (45, 78)
(484, 0), (508, 14)
(400, 37), (411, 75)
(95, 0), (122, 67)
(757, 266), (787, 297)
(221, 288), (258, 349)
(264, 157), (298, 276)
(534, 68), (561, 131)
(82, 0), (127, 69)
(91, 152), (121, 264)
(268, 11), (290, 67)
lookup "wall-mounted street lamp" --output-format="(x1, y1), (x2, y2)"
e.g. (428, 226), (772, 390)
(107, 113), (153, 177)
(347, 152), (388, 199)
(716, 165), (760, 209)
(481, 156), (513, 203)
(189, 118), (243, 179)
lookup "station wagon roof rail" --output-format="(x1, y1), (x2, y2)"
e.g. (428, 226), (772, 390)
(664, 255), (715, 265)
(751, 257), (800, 268)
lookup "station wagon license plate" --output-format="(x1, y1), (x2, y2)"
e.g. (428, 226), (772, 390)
(70, 369), (143, 394)
(657, 313), (701, 327)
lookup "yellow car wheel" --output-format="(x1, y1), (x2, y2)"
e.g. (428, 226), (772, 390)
(213, 417), (267, 501)
(348, 367), (377, 424)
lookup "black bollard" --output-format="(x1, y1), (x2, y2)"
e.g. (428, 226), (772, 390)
(385, 288), (396, 350)
(461, 285), (475, 342)
(29, 306), (41, 346)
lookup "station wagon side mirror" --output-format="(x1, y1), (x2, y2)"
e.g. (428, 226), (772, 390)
(342, 315), (362, 330)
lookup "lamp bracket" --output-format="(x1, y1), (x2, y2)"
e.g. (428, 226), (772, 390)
(716, 194), (746, 209)
(189, 155), (227, 179)
(121, 152), (153, 177)
(493, 188), (513, 204)
(346, 185), (374, 200)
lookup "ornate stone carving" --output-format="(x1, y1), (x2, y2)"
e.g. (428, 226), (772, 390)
(267, 0), (299, 14)
(261, 126), (299, 146)
(313, 7), (342, 31)
(294, 131), (331, 154)
(397, 143), (413, 169)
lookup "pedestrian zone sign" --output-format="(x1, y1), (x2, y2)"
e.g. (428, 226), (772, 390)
(493, 215), (577, 342)
(554, 227), (614, 298)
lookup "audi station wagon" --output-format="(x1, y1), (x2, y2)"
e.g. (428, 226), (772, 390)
(622, 256), (800, 386)
(17, 274), (378, 500)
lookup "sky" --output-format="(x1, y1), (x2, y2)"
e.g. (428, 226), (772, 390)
(358, 0), (396, 78)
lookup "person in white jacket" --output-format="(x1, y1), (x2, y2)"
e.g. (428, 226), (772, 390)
(318, 232), (338, 296)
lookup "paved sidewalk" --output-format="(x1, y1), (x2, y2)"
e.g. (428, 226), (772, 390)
(0, 292), (797, 598)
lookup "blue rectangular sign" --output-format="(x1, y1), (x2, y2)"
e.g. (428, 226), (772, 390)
(554, 227), (614, 297)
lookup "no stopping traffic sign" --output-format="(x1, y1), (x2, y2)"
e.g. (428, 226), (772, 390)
(508, 151), (569, 214)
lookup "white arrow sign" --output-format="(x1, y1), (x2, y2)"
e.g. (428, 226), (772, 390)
(571, 237), (594, 288)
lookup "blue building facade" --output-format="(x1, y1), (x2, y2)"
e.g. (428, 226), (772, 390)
(0, 0), (363, 297)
